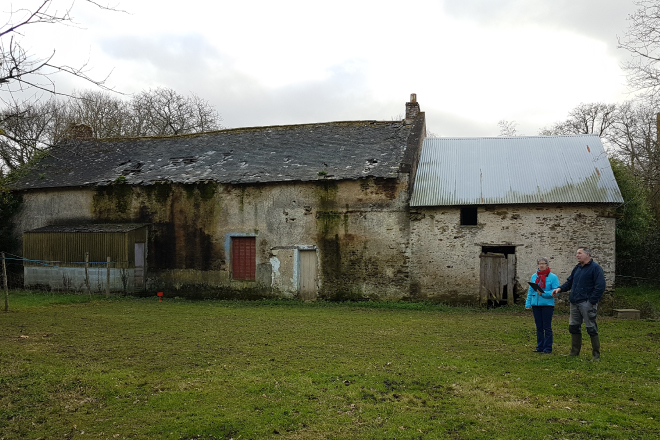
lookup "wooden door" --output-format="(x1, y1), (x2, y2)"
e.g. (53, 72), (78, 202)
(480, 253), (505, 305)
(232, 237), (256, 281)
(299, 250), (318, 301)
(134, 242), (145, 290)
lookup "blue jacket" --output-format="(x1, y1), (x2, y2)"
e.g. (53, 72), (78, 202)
(525, 272), (559, 307)
(559, 259), (606, 305)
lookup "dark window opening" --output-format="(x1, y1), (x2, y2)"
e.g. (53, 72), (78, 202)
(460, 207), (478, 225)
(232, 237), (256, 281)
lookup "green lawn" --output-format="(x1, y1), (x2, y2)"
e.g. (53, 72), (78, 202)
(1, 291), (659, 439)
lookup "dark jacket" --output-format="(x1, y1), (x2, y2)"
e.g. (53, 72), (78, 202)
(559, 259), (606, 305)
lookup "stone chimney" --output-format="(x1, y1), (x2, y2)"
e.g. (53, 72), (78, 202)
(405, 93), (420, 123)
(64, 123), (94, 140)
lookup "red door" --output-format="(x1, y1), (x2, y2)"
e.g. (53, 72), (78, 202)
(232, 237), (255, 281)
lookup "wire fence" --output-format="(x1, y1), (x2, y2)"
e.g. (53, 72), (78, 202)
(1, 251), (138, 294)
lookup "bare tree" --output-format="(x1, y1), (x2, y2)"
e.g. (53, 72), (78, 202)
(130, 88), (222, 136)
(0, 98), (64, 172)
(0, 0), (123, 99)
(539, 103), (618, 138)
(0, 87), (223, 173)
(608, 101), (660, 188)
(498, 120), (519, 136)
(619, 0), (660, 99)
(63, 90), (131, 138)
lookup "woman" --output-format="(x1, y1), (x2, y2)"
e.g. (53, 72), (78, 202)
(525, 257), (560, 353)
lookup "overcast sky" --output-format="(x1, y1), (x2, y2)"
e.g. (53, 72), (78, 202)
(7, 0), (641, 136)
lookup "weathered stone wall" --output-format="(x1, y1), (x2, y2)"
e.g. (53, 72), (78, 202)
(14, 186), (619, 302)
(15, 176), (412, 300)
(408, 204), (618, 304)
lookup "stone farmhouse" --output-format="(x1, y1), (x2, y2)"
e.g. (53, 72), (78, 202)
(9, 96), (624, 303)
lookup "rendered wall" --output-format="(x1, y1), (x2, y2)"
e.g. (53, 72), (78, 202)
(15, 177), (412, 300)
(408, 204), (618, 304)
(13, 189), (96, 234)
(24, 266), (136, 292)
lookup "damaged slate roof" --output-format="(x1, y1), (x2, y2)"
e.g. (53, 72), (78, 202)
(10, 120), (415, 190)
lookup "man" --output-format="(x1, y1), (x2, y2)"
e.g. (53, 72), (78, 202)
(552, 247), (606, 361)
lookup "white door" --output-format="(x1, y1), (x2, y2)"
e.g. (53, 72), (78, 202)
(299, 250), (318, 301)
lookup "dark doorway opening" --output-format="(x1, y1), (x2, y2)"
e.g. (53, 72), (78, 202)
(480, 246), (518, 307)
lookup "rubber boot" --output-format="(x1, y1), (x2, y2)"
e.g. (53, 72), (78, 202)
(569, 333), (581, 356)
(590, 335), (601, 362)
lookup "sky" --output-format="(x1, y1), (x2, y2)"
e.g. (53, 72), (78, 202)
(5, 0), (642, 137)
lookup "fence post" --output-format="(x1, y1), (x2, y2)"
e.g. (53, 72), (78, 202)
(2, 252), (8, 312)
(106, 257), (111, 298)
(85, 252), (90, 299)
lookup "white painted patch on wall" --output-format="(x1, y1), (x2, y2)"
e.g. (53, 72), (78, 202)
(270, 256), (281, 285)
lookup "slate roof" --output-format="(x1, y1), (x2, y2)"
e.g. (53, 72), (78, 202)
(11, 120), (416, 190)
(410, 135), (624, 206)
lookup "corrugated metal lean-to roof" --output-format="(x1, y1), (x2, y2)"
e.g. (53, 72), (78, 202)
(409, 135), (624, 207)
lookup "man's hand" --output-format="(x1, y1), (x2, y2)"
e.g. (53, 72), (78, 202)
(552, 288), (561, 298)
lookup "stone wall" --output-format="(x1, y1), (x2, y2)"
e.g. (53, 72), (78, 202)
(408, 204), (618, 304)
(13, 185), (619, 302)
(14, 176), (412, 300)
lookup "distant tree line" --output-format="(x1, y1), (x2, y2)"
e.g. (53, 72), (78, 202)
(0, 88), (222, 175)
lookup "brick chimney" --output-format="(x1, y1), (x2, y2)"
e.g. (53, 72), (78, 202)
(405, 93), (420, 123)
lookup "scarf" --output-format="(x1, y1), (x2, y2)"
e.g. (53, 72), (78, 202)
(536, 267), (551, 289)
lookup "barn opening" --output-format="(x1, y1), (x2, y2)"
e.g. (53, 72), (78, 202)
(480, 245), (517, 307)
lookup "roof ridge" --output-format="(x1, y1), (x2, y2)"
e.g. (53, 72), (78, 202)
(427, 134), (601, 140)
(68, 120), (405, 143)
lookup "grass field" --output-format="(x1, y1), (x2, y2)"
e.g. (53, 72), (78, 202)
(1, 289), (659, 440)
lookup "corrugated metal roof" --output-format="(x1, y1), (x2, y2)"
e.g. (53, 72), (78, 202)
(410, 135), (624, 206)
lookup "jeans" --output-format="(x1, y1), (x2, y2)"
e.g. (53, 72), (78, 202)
(532, 306), (554, 352)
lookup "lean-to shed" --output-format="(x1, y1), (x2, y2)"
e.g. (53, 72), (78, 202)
(23, 224), (148, 292)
